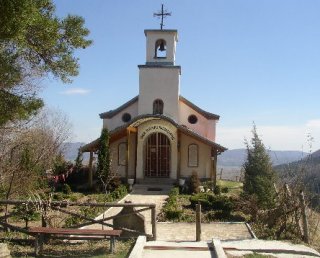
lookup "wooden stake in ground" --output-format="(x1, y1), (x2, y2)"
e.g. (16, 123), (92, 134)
(300, 191), (309, 244)
(196, 203), (201, 241)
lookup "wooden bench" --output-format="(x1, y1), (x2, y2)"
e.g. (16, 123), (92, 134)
(28, 227), (122, 256)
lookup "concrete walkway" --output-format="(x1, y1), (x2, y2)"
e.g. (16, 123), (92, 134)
(85, 184), (171, 236)
(85, 184), (253, 241)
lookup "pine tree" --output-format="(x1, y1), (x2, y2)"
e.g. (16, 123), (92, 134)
(243, 125), (277, 209)
(97, 128), (111, 193)
(74, 148), (83, 172)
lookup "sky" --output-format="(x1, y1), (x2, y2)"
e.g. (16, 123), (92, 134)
(41, 0), (320, 152)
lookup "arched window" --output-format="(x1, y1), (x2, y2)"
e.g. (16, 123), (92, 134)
(118, 142), (127, 166)
(153, 99), (164, 115)
(188, 144), (199, 167)
(155, 39), (167, 58)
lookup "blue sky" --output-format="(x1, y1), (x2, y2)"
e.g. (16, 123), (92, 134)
(41, 0), (320, 151)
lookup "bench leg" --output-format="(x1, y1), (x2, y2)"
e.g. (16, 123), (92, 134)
(39, 233), (44, 255)
(110, 236), (115, 253)
(35, 234), (39, 256)
(35, 233), (44, 256)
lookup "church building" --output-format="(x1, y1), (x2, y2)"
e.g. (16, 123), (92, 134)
(82, 27), (227, 185)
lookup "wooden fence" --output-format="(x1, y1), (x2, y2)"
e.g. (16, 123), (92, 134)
(0, 200), (157, 240)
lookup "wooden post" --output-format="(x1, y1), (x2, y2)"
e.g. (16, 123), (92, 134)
(151, 206), (157, 240)
(212, 153), (217, 187)
(41, 204), (47, 228)
(299, 191), (309, 244)
(196, 203), (201, 241)
(88, 151), (93, 188)
(110, 236), (115, 253)
(126, 129), (130, 180)
(177, 131), (181, 179)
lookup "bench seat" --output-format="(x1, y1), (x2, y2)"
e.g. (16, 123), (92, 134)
(28, 227), (122, 256)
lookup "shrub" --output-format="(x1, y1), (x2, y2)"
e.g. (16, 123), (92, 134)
(13, 204), (41, 228)
(222, 187), (229, 193)
(190, 193), (234, 214)
(52, 192), (65, 201)
(109, 176), (122, 191)
(214, 185), (221, 195)
(163, 187), (182, 221)
(229, 211), (249, 222)
(190, 193), (212, 209)
(62, 184), (72, 195)
(203, 181), (215, 192)
(110, 185), (127, 200)
(164, 207), (183, 221)
(189, 171), (201, 194)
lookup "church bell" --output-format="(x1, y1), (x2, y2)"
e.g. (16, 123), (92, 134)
(159, 41), (166, 51)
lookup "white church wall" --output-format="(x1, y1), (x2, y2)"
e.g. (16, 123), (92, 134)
(103, 101), (139, 131)
(180, 133), (212, 179)
(138, 68), (180, 120)
(178, 100), (216, 141)
(207, 119), (217, 141)
(136, 119), (178, 180)
(110, 137), (127, 178)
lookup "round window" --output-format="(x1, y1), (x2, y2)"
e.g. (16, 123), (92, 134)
(188, 114), (198, 124)
(122, 113), (131, 122)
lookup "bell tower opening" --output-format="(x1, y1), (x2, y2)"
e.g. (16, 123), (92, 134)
(155, 39), (167, 58)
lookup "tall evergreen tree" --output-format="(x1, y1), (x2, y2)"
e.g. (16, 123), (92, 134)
(74, 148), (83, 172)
(97, 128), (111, 193)
(243, 125), (277, 208)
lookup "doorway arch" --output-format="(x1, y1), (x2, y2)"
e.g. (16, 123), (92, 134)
(144, 132), (170, 177)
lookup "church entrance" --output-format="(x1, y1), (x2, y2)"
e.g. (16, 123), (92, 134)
(144, 132), (170, 177)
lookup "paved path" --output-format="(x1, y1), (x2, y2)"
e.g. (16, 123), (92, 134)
(85, 184), (171, 235)
(86, 184), (252, 241)
(141, 240), (217, 258)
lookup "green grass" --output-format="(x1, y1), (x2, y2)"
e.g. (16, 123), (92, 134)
(217, 179), (243, 188)
(217, 179), (243, 196)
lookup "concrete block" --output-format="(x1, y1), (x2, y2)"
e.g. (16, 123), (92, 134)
(113, 202), (146, 237)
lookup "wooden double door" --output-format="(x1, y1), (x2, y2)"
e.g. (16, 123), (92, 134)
(144, 132), (170, 177)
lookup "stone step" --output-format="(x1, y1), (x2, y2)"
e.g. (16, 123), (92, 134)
(136, 178), (176, 185)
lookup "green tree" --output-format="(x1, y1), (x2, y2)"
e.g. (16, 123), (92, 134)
(74, 148), (83, 172)
(243, 125), (277, 209)
(0, 0), (92, 126)
(97, 128), (111, 193)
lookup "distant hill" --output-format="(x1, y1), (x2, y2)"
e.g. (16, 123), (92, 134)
(218, 149), (307, 167)
(61, 142), (89, 162)
(275, 149), (320, 204)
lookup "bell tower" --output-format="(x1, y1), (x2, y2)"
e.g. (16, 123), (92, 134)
(138, 29), (181, 120)
(145, 30), (178, 65)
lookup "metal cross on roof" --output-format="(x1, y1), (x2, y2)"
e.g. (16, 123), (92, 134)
(153, 4), (171, 30)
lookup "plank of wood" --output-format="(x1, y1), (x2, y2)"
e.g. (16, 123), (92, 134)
(28, 227), (122, 236)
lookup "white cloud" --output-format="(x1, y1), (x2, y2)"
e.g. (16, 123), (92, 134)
(306, 119), (320, 128)
(60, 87), (91, 95)
(218, 120), (320, 151)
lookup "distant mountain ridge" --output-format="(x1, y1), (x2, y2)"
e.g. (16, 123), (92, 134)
(218, 149), (308, 167)
(61, 143), (310, 168)
(61, 142), (89, 161)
